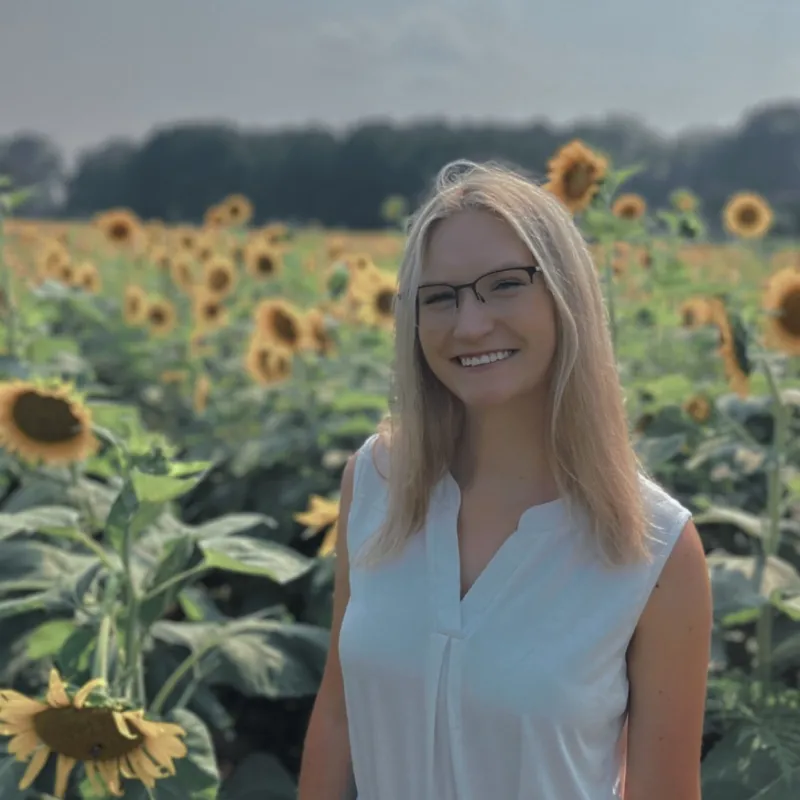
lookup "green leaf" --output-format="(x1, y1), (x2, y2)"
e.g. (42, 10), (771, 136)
(0, 540), (98, 585)
(26, 618), (76, 660)
(220, 752), (296, 800)
(0, 506), (80, 540)
(634, 432), (687, 469)
(695, 506), (800, 542)
(56, 624), (98, 677)
(105, 481), (165, 553)
(125, 709), (220, 800)
(201, 536), (313, 584)
(191, 513), (277, 540)
(0, 748), (26, 797)
(131, 468), (206, 504)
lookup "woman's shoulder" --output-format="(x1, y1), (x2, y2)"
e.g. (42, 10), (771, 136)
(637, 472), (693, 547)
(355, 430), (391, 484)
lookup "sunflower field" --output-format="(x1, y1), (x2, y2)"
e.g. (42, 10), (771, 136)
(0, 143), (798, 799)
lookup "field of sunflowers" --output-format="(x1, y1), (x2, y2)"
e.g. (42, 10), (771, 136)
(0, 142), (798, 799)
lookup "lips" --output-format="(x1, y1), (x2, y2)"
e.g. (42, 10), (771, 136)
(454, 349), (518, 367)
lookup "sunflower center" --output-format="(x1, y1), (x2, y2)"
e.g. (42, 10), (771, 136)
(376, 290), (394, 316)
(11, 391), (83, 444)
(619, 204), (637, 219)
(273, 311), (298, 344)
(204, 302), (221, 319)
(127, 296), (141, 315)
(779, 287), (800, 336)
(256, 349), (271, 374)
(33, 707), (143, 762)
(209, 268), (231, 292)
(737, 206), (758, 227)
(256, 256), (274, 275)
(149, 308), (167, 325)
(563, 163), (594, 199)
(110, 223), (130, 242)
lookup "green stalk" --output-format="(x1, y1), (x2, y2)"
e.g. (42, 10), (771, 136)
(140, 563), (208, 602)
(121, 527), (143, 704)
(92, 573), (119, 685)
(149, 636), (222, 716)
(754, 358), (788, 691)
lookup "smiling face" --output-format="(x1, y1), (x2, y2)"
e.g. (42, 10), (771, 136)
(417, 209), (559, 411)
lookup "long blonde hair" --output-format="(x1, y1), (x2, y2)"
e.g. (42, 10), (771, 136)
(354, 159), (652, 569)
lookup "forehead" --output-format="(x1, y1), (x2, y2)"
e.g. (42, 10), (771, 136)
(422, 209), (533, 282)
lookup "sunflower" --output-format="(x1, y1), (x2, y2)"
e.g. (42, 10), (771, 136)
(244, 337), (293, 385)
(222, 194), (253, 227)
(173, 227), (199, 254)
(74, 262), (102, 294)
(170, 254), (196, 293)
(358, 275), (397, 330)
(94, 209), (142, 248)
(683, 395), (712, 423)
(203, 204), (228, 229)
(254, 299), (306, 351)
(192, 288), (229, 332)
(54, 260), (76, 286)
(123, 285), (148, 326)
(544, 139), (608, 214)
(762, 267), (800, 355)
(193, 373), (211, 414)
(671, 189), (699, 213)
(262, 222), (289, 245)
(723, 192), (773, 240)
(709, 299), (751, 397)
(194, 236), (216, 265)
(145, 298), (178, 337)
(611, 193), (647, 221)
(148, 245), (172, 272)
(37, 240), (70, 280)
(0, 381), (98, 465)
(202, 255), (236, 298)
(244, 240), (283, 280)
(326, 236), (347, 262)
(304, 308), (335, 356)
(294, 494), (340, 556)
(678, 297), (714, 329)
(0, 668), (186, 798)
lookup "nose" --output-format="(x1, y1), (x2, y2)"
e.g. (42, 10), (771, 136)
(452, 290), (494, 339)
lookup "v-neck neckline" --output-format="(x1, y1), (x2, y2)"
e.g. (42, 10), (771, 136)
(427, 473), (569, 638)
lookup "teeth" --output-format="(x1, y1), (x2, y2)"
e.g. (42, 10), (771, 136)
(458, 350), (514, 367)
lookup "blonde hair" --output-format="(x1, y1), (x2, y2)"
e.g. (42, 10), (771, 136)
(354, 159), (652, 569)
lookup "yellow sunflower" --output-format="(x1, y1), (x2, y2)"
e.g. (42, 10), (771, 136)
(94, 209), (142, 248)
(762, 267), (800, 356)
(358, 276), (397, 330)
(123, 285), (148, 326)
(145, 298), (178, 337)
(193, 235), (217, 265)
(221, 194), (254, 227)
(36, 240), (70, 280)
(244, 337), (293, 385)
(304, 308), (335, 356)
(203, 204), (228, 229)
(54, 260), (76, 287)
(544, 139), (608, 214)
(173, 227), (199, 255)
(192, 288), (229, 332)
(294, 494), (340, 556)
(709, 299), (751, 397)
(243, 241), (283, 280)
(678, 297), (714, 329)
(611, 193), (647, 221)
(202, 255), (237, 298)
(254, 299), (306, 351)
(723, 192), (773, 240)
(170, 254), (196, 293)
(148, 245), (172, 272)
(262, 222), (289, 245)
(326, 236), (347, 262)
(74, 262), (102, 294)
(683, 395), (712, 423)
(0, 668), (186, 798)
(0, 381), (98, 465)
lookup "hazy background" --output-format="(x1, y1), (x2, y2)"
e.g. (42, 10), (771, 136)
(2, 0), (799, 229)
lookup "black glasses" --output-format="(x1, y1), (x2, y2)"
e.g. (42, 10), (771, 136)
(416, 265), (541, 327)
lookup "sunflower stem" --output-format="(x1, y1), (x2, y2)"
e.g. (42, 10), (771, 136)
(754, 357), (788, 693)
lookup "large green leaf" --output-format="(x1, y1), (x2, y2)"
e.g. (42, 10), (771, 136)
(132, 468), (207, 504)
(26, 618), (76, 660)
(0, 506), (80, 540)
(124, 709), (220, 800)
(0, 540), (97, 585)
(201, 535), (313, 584)
(104, 481), (164, 553)
(696, 506), (800, 542)
(191, 513), (277, 541)
(220, 753), (296, 800)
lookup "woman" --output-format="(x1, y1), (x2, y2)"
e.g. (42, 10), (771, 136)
(298, 161), (712, 800)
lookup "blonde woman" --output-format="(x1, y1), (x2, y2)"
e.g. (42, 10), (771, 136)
(298, 161), (712, 800)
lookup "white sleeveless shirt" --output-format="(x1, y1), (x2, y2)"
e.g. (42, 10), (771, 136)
(339, 434), (692, 800)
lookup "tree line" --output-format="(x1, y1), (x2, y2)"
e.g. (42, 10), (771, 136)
(3, 100), (800, 233)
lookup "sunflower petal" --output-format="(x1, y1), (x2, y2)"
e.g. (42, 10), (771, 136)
(112, 710), (139, 740)
(18, 745), (49, 790)
(97, 758), (123, 796)
(72, 677), (105, 709)
(125, 751), (158, 788)
(53, 754), (76, 799)
(8, 729), (42, 760)
(46, 669), (70, 708)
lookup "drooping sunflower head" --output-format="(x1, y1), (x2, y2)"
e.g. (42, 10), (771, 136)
(244, 336), (294, 385)
(0, 668), (187, 798)
(683, 394), (712, 424)
(544, 139), (608, 214)
(0, 382), (99, 465)
(94, 208), (142, 248)
(202, 255), (236, 298)
(222, 194), (254, 227)
(123, 285), (148, 326)
(762, 267), (800, 356)
(723, 192), (773, 240)
(611, 193), (647, 221)
(192, 288), (229, 331)
(709, 298), (751, 397)
(145, 297), (178, 337)
(254, 299), (306, 350)
(244, 241), (283, 280)
(678, 297), (714, 329)
(74, 262), (102, 294)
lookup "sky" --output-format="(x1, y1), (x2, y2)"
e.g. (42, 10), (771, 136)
(2, 0), (799, 161)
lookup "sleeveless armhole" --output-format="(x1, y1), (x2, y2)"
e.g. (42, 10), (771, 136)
(630, 476), (693, 627)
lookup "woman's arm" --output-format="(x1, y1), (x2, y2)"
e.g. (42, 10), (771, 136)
(298, 455), (359, 800)
(623, 519), (712, 800)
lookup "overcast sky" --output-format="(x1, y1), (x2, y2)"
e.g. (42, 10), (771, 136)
(2, 0), (799, 160)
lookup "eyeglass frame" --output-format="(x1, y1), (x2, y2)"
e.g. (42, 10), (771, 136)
(412, 265), (542, 324)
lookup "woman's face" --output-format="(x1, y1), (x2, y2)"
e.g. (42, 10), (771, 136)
(417, 209), (558, 410)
